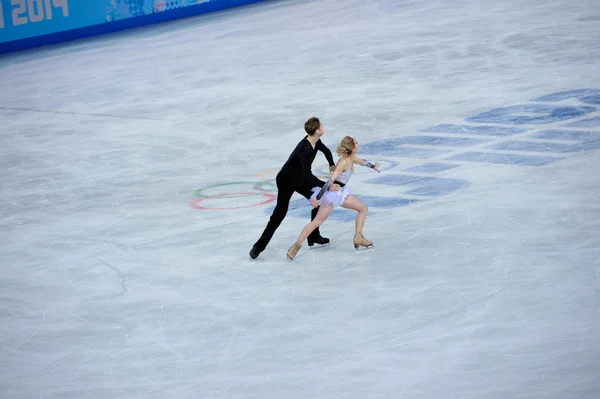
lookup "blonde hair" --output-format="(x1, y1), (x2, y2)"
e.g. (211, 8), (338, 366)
(336, 136), (355, 157)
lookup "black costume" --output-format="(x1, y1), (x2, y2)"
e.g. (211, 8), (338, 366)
(250, 136), (335, 259)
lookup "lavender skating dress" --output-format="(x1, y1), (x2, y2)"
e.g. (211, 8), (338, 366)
(310, 167), (354, 208)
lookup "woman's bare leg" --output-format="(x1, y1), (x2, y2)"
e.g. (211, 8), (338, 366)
(288, 204), (334, 260)
(340, 195), (368, 235)
(341, 195), (373, 248)
(295, 204), (333, 245)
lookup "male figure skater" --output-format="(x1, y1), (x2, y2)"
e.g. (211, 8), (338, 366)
(249, 117), (338, 259)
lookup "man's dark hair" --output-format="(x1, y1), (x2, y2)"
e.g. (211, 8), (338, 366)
(304, 117), (321, 136)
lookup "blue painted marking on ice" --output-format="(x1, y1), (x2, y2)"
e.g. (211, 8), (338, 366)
(532, 130), (597, 141)
(490, 140), (575, 153)
(467, 104), (597, 125)
(391, 136), (490, 147)
(365, 174), (430, 186)
(403, 163), (460, 173)
(491, 139), (600, 154)
(534, 89), (600, 105)
(383, 147), (450, 158)
(353, 195), (420, 208)
(566, 117), (600, 128)
(420, 124), (528, 136)
(569, 139), (600, 152)
(358, 136), (486, 158)
(446, 152), (562, 166)
(359, 140), (451, 158)
(364, 174), (469, 197)
(404, 180), (469, 196)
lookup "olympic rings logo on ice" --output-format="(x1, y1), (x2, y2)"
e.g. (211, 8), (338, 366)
(190, 160), (400, 211)
(190, 181), (276, 210)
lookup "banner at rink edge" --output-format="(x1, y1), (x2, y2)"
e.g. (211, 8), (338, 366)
(0, 0), (269, 53)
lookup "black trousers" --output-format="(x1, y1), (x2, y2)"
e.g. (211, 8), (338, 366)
(253, 177), (323, 251)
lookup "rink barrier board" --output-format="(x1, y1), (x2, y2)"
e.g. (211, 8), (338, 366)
(0, 0), (269, 54)
(189, 88), (600, 222)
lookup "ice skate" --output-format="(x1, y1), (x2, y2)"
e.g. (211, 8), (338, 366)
(307, 234), (330, 248)
(287, 242), (302, 260)
(249, 245), (262, 260)
(353, 232), (373, 250)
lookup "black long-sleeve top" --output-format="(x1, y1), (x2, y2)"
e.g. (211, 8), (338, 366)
(276, 136), (335, 188)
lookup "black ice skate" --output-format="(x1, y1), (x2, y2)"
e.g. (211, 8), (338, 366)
(249, 245), (262, 259)
(307, 235), (330, 248)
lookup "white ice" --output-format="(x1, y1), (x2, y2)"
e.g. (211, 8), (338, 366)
(1, 0), (599, 398)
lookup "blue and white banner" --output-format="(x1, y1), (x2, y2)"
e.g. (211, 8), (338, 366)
(105, 0), (211, 21)
(1, 0), (264, 48)
(0, 0), (105, 43)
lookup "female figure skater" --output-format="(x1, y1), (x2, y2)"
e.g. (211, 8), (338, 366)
(286, 136), (381, 260)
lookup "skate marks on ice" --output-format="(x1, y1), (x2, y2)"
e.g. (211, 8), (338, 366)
(0, 256), (130, 383)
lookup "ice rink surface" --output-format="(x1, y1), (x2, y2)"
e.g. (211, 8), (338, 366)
(1, 0), (600, 397)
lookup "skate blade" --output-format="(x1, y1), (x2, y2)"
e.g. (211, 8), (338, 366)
(308, 243), (330, 249)
(354, 244), (374, 253)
